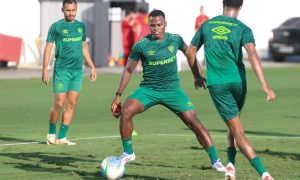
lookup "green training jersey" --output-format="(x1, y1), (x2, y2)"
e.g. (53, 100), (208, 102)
(191, 15), (255, 86)
(47, 19), (86, 70)
(129, 33), (184, 90)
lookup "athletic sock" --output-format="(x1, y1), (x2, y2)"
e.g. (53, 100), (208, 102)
(122, 137), (133, 154)
(48, 121), (56, 135)
(205, 145), (219, 164)
(250, 156), (267, 176)
(227, 146), (237, 164)
(57, 124), (69, 139)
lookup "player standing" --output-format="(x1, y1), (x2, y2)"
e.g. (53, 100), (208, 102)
(42, 0), (96, 145)
(111, 9), (225, 172)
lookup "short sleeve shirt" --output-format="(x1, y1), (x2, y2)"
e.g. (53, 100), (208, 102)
(129, 33), (184, 90)
(191, 15), (255, 86)
(47, 19), (86, 70)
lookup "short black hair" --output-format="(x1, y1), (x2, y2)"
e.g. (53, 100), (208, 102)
(138, 7), (147, 14)
(63, 0), (77, 6)
(223, 0), (243, 8)
(149, 9), (165, 19)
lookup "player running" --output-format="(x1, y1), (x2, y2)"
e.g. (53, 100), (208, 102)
(186, 0), (275, 179)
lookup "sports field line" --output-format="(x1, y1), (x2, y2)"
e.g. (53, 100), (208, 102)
(0, 133), (299, 147)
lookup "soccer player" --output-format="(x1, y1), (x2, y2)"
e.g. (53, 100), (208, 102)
(186, 0), (276, 179)
(42, 0), (97, 145)
(111, 9), (225, 172)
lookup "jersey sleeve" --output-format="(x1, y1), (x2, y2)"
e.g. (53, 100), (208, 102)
(128, 43), (141, 61)
(190, 27), (204, 50)
(177, 35), (185, 50)
(242, 26), (255, 46)
(46, 23), (56, 43)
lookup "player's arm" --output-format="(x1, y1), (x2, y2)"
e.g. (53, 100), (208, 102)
(82, 41), (97, 82)
(111, 59), (139, 117)
(244, 43), (276, 101)
(42, 42), (54, 85)
(185, 43), (206, 89)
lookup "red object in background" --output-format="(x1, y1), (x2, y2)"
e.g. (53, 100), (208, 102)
(0, 34), (23, 64)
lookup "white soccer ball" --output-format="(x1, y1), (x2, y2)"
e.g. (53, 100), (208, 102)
(100, 156), (125, 180)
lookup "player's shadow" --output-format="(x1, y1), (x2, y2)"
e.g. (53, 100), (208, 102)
(124, 174), (172, 180)
(207, 129), (300, 137)
(256, 149), (300, 161)
(0, 151), (104, 179)
(0, 134), (38, 143)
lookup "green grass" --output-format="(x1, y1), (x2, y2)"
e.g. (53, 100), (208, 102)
(0, 66), (299, 179)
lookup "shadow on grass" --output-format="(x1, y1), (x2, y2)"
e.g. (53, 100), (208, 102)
(0, 151), (105, 178)
(185, 128), (300, 137)
(256, 149), (300, 161)
(124, 174), (172, 180)
(0, 152), (176, 179)
(0, 135), (38, 143)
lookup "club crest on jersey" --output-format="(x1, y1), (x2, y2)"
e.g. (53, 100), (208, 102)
(187, 101), (194, 107)
(57, 83), (63, 89)
(63, 29), (68, 34)
(168, 45), (174, 53)
(147, 50), (155, 56)
(77, 28), (83, 35)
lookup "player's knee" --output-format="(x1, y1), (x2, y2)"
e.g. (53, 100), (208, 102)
(53, 102), (64, 111)
(121, 106), (135, 119)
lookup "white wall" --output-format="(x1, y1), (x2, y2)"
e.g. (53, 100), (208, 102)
(0, 0), (299, 65)
(0, 0), (40, 40)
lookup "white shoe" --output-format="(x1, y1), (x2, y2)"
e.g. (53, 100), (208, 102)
(225, 162), (235, 180)
(120, 152), (135, 164)
(261, 172), (274, 180)
(46, 134), (56, 145)
(56, 137), (77, 145)
(212, 159), (226, 172)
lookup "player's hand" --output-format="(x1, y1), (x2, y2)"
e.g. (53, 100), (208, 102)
(264, 86), (276, 102)
(90, 68), (97, 82)
(42, 69), (49, 85)
(194, 76), (206, 90)
(111, 102), (121, 119)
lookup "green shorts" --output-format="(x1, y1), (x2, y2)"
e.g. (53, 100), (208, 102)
(127, 87), (195, 114)
(208, 82), (247, 122)
(53, 69), (83, 93)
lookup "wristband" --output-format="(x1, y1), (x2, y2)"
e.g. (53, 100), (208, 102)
(115, 92), (122, 96)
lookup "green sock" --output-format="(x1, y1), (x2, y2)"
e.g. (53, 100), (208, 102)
(250, 156), (266, 176)
(122, 137), (133, 154)
(205, 145), (219, 164)
(57, 124), (69, 139)
(48, 121), (56, 134)
(227, 147), (237, 164)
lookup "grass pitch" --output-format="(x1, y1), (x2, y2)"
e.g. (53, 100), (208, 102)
(0, 66), (299, 179)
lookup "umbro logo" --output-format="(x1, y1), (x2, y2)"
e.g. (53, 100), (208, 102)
(211, 26), (231, 35)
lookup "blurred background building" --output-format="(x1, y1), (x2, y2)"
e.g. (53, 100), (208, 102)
(0, 0), (299, 68)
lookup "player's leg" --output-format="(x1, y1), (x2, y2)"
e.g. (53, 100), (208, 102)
(178, 110), (225, 172)
(225, 116), (273, 179)
(208, 82), (245, 178)
(225, 131), (237, 180)
(47, 93), (66, 144)
(47, 69), (69, 144)
(56, 70), (81, 145)
(163, 88), (225, 172)
(120, 87), (157, 164)
(56, 90), (80, 145)
(119, 98), (143, 163)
